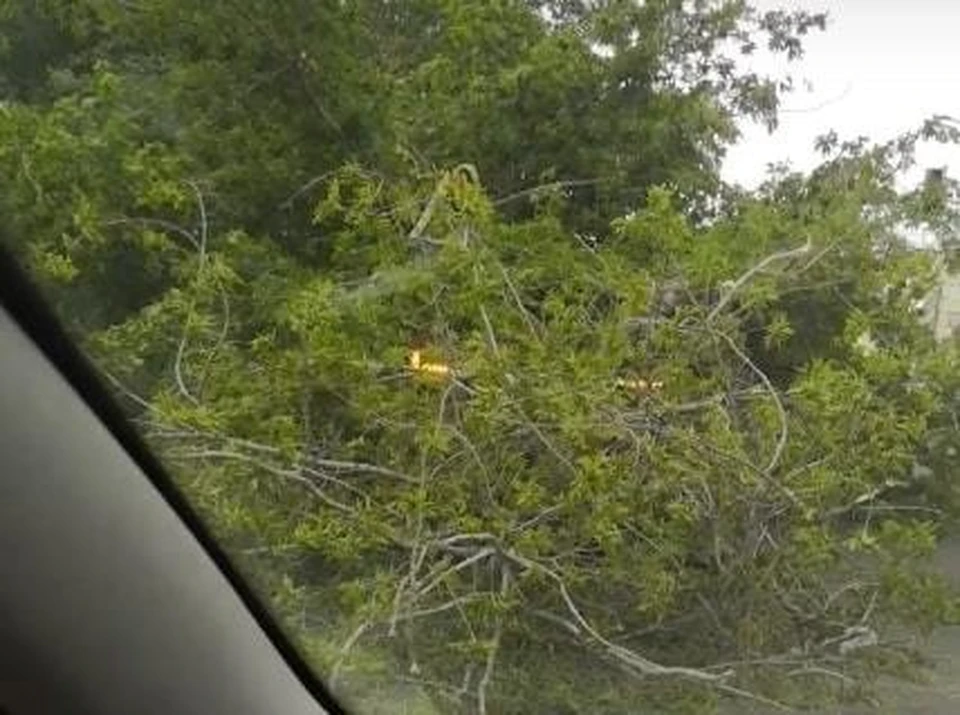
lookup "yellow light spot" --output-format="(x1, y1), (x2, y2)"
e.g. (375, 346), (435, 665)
(407, 349), (454, 378)
(616, 377), (664, 394)
(409, 349), (422, 370)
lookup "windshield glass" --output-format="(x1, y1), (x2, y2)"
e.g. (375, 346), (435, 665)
(4, 1), (960, 713)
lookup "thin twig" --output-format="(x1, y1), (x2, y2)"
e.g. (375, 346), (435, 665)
(186, 180), (209, 267)
(329, 621), (370, 687)
(480, 304), (500, 358)
(443, 426), (495, 504)
(202, 284), (231, 381)
(396, 594), (486, 623)
(173, 317), (199, 406)
(437, 380), (457, 431)
(20, 153), (44, 202)
(492, 178), (605, 207)
(298, 464), (369, 500)
(279, 170), (336, 209)
(172, 183), (210, 406)
(295, 56), (344, 136)
(500, 549), (729, 683)
(514, 408), (577, 475)
(713, 330), (791, 481)
(100, 368), (154, 411)
(785, 665), (854, 684)
(169, 449), (354, 513)
(498, 264), (542, 339)
(146, 422), (417, 486)
(795, 240), (838, 275)
(389, 542), (430, 637)
(825, 479), (908, 517)
(860, 588), (879, 625)
(511, 505), (562, 533)
(408, 176), (446, 242)
(416, 548), (497, 599)
(438, 533), (499, 548)
(102, 217), (200, 252)
(856, 504), (942, 514)
(307, 456), (420, 484)
(478, 565), (510, 715)
(527, 608), (581, 636)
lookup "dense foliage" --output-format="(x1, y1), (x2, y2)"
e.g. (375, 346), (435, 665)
(4, 1), (960, 712)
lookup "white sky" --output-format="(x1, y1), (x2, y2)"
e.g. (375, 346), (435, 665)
(722, 0), (960, 189)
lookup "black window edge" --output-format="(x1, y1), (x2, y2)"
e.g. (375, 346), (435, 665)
(0, 246), (348, 715)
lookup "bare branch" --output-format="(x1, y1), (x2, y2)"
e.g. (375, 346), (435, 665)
(825, 479), (909, 518)
(211, 284), (231, 367)
(408, 178), (445, 242)
(785, 665), (855, 685)
(444, 426), (495, 503)
(416, 548), (497, 599)
(185, 180), (209, 266)
(294, 55), (345, 136)
(173, 317), (199, 406)
(438, 533), (499, 548)
(795, 240), (838, 275)
(144, 423), (418, 486)
(395, 594), (486, 623)
(511, 505), (562, 533)
(169, 449), (354, 513)
(492, 178), (604, 207)
(20, 152), (44, 202)
(500, 549), (728, 683)
(102, 217), (200, 252)
(856, 504), (942, 515)
(389, 543), (429, 637)
(329, 621), (371, 687)
(478, 565), (510, 715)
(306, 456), (420, 484)
(171, 183), (211, 407)
(513, 407), (577, 475)
(298, 464), (369, 500)
(498, 263), (542, 340)
(713, 331), (792, 483)
(479, 304), (500, 358)
(860, 588), (879, 625)
(707, 238), (812, 323)
(100, 368), (154, 412)
(528, 608), (581, 636)
(279, 170), (336, 209)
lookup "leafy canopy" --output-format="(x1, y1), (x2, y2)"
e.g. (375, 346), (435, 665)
(3, 1), (960, 713)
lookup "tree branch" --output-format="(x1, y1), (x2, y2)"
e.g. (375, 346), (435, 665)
(329, 621), (370, 687)
(102, 216), (200, 252)
(712, 330), (792, 484)
(171, 182), (211, 407)
(395, 594), (486, 623)
(279, 170), (336, 209)
(477, 564), (510, 715)
(306, 455), (420, 484)
(500, 549), (729, 683)
(185, 180), (209, 267)
(492, 178), (605, 207)
(707, 238), (812, 323)
(416, 548), (497, 600)
(169, 449), (354, 513)
(173, 316), (199, 406)
(498, 263), (542, 340)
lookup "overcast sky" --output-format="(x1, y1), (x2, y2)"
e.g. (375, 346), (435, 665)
(723, 0), (960, 190)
